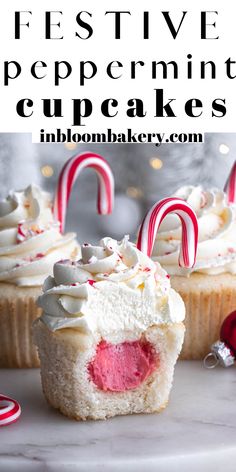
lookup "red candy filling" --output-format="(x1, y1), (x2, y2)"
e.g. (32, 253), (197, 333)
(88, 340), (158, 392)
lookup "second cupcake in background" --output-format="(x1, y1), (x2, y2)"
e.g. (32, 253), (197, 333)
(0, 184), (78, 367)
(0, 152), (114, 367)
(151, 162), (236, 359)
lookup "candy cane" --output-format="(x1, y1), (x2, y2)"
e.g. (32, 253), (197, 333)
(224, 161), (236, 204)
(137, 197), (198, 268)
(54, 153), (114, 232)
(0, 394), (21, 426)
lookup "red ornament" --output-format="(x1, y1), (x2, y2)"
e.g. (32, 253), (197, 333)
(220, 310), (236, 355)
(204, 310), (236, 368)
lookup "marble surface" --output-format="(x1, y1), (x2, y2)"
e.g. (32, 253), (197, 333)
(0, 361), (236, 472)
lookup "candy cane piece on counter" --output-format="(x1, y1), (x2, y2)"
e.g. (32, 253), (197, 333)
(224, 161), (236, 204)
(0, 394), (21, 426)
(137, 197), (198, 268)
(54, 153), (114, 233)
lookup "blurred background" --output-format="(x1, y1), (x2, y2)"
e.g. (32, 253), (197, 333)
(0, 133), (235, 242)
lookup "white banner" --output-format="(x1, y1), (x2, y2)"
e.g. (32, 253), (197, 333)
(0, 1), (235, 142)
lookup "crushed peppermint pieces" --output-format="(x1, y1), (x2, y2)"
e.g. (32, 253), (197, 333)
(71, 280), (96, 287)
(35, 253), (44, 259)
(23, 253), (45, 263)
(12, 254), (45, 267)
(87, 280), (96, 286)
(16, 223), (44, 244)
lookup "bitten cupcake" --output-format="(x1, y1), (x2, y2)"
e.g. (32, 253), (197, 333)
(0, 184), (78, 367)
(34, 199), (197, 421)
(152, 182), (236, 360)
(0, 152), (114, 368)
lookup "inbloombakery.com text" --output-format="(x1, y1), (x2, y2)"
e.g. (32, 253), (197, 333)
(39, 128), (203, 146)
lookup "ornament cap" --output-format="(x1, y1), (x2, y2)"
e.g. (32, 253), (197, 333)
(204, 340), (235, 368)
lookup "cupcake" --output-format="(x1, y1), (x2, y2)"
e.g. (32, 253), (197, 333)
(0, 184), (78, 367)
(0, 152), (114, 368)
(152, 186), (236, 359)
(34, 236), (185, 421)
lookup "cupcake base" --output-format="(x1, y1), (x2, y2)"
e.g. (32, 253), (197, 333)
(171, 273), (236, 360)
(34, 320), (184, 421)
(0, 283), (42, 368)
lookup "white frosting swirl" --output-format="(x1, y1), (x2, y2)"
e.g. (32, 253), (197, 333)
(0, 185), (78, 286)
(38, 236), (185, 335)
(152, 186), (236, 275)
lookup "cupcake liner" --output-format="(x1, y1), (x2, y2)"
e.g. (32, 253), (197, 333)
(171, 273), (236, 360)
(0, 283), (42, 367)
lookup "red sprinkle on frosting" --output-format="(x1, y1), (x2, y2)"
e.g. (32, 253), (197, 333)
(87, 279), (96, 286)
(35, 253), (44, 259)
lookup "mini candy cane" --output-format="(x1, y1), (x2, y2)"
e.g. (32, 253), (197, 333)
(137, 197), (198, 268)
(54, 153), (114, 232)
(0, 394), (21, 426)
(224, 161), (236, 204)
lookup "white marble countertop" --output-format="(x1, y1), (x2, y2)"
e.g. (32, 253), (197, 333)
(0, 361), (236, 472)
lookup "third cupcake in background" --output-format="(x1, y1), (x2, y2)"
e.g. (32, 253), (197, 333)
(152, 163), (236, 359)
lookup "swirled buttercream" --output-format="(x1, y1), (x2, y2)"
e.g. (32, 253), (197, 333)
(0, 185), (78, 286)
(152, 186), (236, 275)
(38, 236), (185, 334)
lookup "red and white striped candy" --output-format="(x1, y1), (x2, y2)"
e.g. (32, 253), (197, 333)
(16, 223), (44, 244)
(16, 223), (27, 243)
(224, 161), (236, 204)
(54, 152), (114, 232)
(137, 197), (198, 268)
(0, 394), (21, 426)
